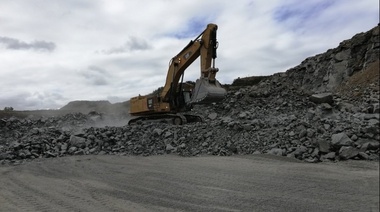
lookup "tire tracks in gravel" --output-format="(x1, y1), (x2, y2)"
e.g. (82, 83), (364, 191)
(0, 155), (378, 212)
(85, 156), (240, 211)
(5, 173), (85, 212)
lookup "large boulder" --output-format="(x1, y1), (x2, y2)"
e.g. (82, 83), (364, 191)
(69, 135), (86, 148)
(309, 93), (334, 104)
(339, 146), (359, 160)
(330, 133), (353, 149)
(318, 139), (331, 153)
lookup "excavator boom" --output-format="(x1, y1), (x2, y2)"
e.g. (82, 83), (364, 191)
(160, 24), (225, 105)
(129, 23), (226, 124)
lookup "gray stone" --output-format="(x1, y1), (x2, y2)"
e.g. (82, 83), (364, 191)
(208, 113), (217, 120)
(152, 128), (163, 136)
(311, 148), (319, 157)
(337, 102), (354, 112)
(89, 147), (98, 154)
(309, 93), (333, 104)
(334, 51), (349, 62)
(368, 154), (380, 161)
(339, 146), (359, 160)
(321, 152), (336, 160)
(166, 144), (175, 152)
(288, 115), (297, 122)
(238, 112), (248, 119)
(98, 150), (106, 155)
(360, 141), (380, 151)
(0, 153), (10, 160)
(68, 146), (77, 154)
(11, 141), (23, 150)
(299, 129), (307, 138)
(366, 103), (380, 113)
(253, 150), (261, 155)
(69, 135), (86, 148)
(293, 146), (308, 157)
(227, 142), (237, 153)
(363, 114), (379, 120)
(74, 149), (85, 155)
(178, 143), (186, 149)
(320, 103), (332, 110)
(205, 132), (213, 138)
(367, 119), (379, 126)
(288, 131), (295, 137)
(304, 157), (319, 163)
(267, 148), (284, 156)
(60, 143), (68, 152)
(18, 152), (26, 159)
(307, 129), (315, 138)
(373, 103), (379, 113)
(24, 149), (32, 158)
(45, 151), (57, 158)
(358, 152), (370, 160)
(330, 133), (353, 148)
(318, 139), (331, 153)
(243, 124), (252, 131)
(221, 116), (233, 124)
(164, 131), (173, 138)
(364, 126), (379, 138)
(350, 134), (358, 141)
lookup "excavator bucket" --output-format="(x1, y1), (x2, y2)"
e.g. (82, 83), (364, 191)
(190, 78), (226, 104)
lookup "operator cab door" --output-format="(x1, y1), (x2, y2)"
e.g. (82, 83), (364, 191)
(183, 91), (192, 104)
(147, 97), (155, 110)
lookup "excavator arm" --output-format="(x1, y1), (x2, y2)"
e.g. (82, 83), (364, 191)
(129, 23), (226, 119)
(161, 23), (221, 103)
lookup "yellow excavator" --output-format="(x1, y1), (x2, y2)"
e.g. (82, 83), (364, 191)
(128, 23), (226, 125)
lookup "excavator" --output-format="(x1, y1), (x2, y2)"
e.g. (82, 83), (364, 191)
(128, 23), (226, 125)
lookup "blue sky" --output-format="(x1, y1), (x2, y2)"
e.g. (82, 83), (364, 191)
(0, 0), (378, 110)
(171, 17), (214, 39)
(274, 1), (335, 21)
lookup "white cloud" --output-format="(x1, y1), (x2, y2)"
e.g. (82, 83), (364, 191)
(0, 0), (378, 110)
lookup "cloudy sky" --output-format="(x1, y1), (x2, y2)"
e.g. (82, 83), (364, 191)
(0, 0), (378, 110)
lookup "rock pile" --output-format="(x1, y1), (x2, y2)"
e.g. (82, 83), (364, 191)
(0, 82), (379, 165)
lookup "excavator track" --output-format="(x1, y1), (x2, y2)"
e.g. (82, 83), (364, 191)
(128, 113), (203, 125)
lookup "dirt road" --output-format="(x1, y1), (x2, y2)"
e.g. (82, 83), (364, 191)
(0, 155), (378, 212)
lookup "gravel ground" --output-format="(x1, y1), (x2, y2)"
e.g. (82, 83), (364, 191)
(0, 155), (378, 212)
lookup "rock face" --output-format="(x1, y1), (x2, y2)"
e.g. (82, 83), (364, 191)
(285, 25), (379, 93)
(0, 26), (379, 165)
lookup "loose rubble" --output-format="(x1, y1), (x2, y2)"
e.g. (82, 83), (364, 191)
(0, 83), (379, 165)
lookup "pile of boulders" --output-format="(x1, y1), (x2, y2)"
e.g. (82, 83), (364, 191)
(0, 82), (378, 165)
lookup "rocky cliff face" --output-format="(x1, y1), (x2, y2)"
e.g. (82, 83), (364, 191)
(283, 25), (379, 93)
